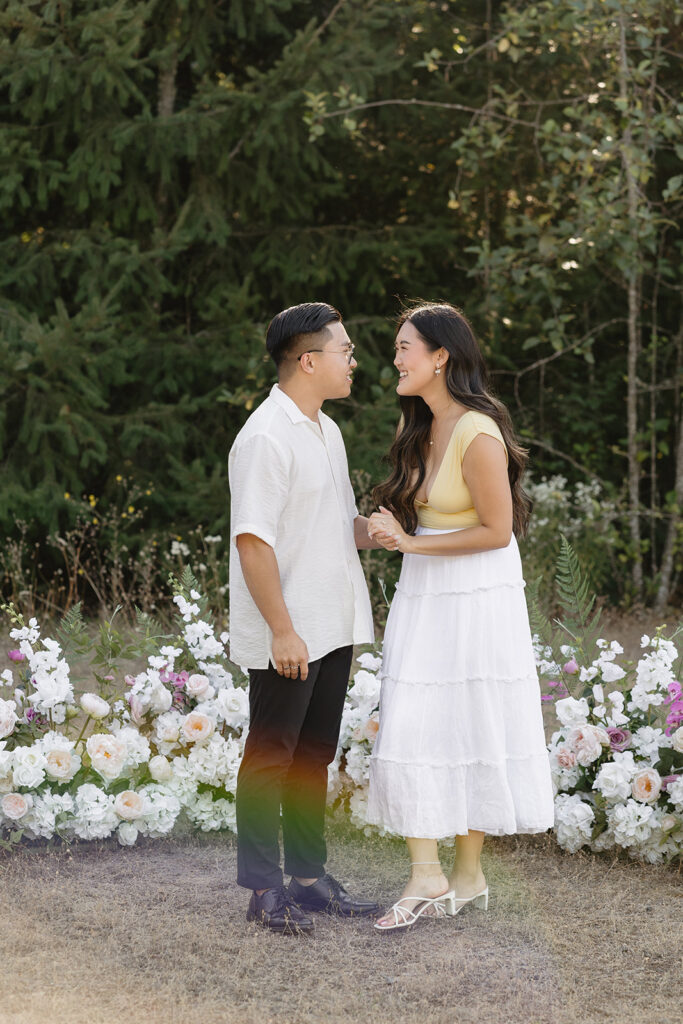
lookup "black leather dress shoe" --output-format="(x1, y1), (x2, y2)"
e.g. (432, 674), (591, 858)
(246, 886), (314, 934)
(288, 874), (381, 917)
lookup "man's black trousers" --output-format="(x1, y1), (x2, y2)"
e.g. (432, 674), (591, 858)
(236, 645), (353, 891)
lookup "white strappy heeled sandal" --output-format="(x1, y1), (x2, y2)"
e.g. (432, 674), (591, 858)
(374, 861), (455, 932)
(444, 887), (489, 916)
(373, 890), (457, 931)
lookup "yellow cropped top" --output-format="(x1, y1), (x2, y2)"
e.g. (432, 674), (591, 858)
(415, 411), (507, 529)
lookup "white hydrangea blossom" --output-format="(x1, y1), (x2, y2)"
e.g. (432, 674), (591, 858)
(72, 784), (119, 840)
(607, 799), (655, 848)
(554, 793), (594, 853)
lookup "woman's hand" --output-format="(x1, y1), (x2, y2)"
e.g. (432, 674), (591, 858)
(367, 506), (412, 553)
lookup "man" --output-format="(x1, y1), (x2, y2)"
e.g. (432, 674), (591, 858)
(228, 301), (381, 934)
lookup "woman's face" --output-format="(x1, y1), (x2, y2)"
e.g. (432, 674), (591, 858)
(393, 319), (445, 397)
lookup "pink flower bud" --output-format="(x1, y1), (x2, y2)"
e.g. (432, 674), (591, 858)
(8, 650), (25, 662)
(563, 658), (579, 675)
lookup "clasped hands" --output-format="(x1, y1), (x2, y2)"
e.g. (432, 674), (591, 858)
(367, 506), (410, 553)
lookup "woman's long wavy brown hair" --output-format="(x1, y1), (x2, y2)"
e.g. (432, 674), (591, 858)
(373, 302), (532, 537)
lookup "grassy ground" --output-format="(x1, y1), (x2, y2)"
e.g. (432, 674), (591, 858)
(0, 818), (680, 1024)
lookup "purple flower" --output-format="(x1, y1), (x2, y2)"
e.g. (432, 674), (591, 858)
(661, 775), (679, 791)
(606, 727), (632, 752)
(667, 681), (682, 702)
(8, 650), (25, 662)
(541, 695), (555, 702)
(563, 658), (579, 675)
(25, 708), (37, 722)
(665, 700), (683, 728)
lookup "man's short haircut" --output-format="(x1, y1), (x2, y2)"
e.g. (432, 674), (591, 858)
(265, 302), (342, 367)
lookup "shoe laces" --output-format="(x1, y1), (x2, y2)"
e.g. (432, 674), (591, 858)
(263, 885), (291, 915)
(321, 873), (346, 898)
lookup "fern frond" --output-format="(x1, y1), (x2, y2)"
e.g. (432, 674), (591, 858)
(56, 602), (89, 656)
(180, 565), (201, 596)
(554, 534), (602, 639)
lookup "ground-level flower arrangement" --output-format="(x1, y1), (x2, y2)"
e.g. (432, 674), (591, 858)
(531, 539), (682, 865)
(0, 560), (680, 864)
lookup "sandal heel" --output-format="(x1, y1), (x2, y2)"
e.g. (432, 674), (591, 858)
(441, 891), (457, 915)
(473, 889), (489, 911)
(446, 887), (489, 916)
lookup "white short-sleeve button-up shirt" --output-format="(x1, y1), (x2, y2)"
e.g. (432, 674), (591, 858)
(228, 384), (374, 669)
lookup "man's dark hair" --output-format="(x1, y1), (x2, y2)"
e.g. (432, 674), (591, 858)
(265, 302), (342, 367)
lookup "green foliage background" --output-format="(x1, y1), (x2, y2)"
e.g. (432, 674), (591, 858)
(0, 0), (681, 610)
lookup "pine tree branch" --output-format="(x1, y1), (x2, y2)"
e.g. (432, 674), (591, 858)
(318, 97), (538, 129)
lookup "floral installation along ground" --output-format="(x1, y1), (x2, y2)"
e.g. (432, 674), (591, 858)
(0, 557), (681, 865)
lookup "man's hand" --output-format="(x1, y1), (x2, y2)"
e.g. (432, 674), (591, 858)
(367, 506), (409, 552)
(272, 629), (310, 681)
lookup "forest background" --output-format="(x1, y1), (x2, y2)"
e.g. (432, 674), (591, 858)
(0, 0), (681, 624)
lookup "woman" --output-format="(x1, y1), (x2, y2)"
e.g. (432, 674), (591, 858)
(366, 302), (554, 931)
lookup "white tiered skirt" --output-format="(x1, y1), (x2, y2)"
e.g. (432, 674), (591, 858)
(367, 528), (554, 838)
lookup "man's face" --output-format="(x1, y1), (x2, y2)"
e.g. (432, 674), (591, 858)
(313, 322), (357, 400)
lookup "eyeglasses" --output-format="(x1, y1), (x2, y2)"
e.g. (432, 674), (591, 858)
(297, 343), (355, 365)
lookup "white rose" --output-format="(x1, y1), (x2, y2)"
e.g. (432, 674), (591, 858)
(117, 822), (139, 846)
(555, 696), (590, 728)
(594, 761), (633, 802)
(79, 693), (110, 719)
(213, 687), (249, 729)
(148, 755), (173, 782)
(1, 792), (33, 820)
(12, 747), (47, 789)
(671, 727), (683, 754)
(631, 767), (662, 804)
(86, 734), (127, 780)
(0, 699), (18, 739)
(181, 711), (214, 744)
(186, 674), (211, 699)
(149, 684), (172, 714)
(114, 790), (145, 821)
(45, 748), (80, 782)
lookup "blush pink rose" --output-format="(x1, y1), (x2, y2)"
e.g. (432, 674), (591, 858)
(631, 767), (662, 804)
(556, 748), (576, 769)
(181, 711), (214, 744)
(1, 792), (32, 820)
(567, 724), (609, 767)
(114, 790), (145, 821)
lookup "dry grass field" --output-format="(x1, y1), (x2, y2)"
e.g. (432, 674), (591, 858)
(0, 819), (680, 1024)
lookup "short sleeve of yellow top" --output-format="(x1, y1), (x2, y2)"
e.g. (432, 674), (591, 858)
(415, 410), (508, 530)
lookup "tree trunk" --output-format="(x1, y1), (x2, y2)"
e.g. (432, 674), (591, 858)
(619, 15), (643, 600)
(654, 332), (683, 614)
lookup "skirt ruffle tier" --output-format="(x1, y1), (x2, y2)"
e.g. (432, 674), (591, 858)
(366, 528), (554, 839)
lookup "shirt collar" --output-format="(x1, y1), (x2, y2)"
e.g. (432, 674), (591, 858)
(269, 384), (316, 426)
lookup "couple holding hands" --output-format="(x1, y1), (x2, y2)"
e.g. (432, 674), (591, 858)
(228, 301), (554, 934)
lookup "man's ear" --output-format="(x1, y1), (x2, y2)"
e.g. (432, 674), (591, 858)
(298, 352), (316, 375)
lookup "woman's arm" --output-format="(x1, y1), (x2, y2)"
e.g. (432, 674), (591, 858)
(368, 434), (512, 556)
